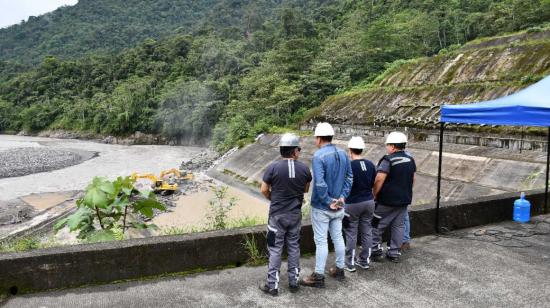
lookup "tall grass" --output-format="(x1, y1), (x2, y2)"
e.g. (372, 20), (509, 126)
(242, 234), (267, 265)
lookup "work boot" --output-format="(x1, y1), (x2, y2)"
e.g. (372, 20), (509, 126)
(386, 255), (400, 263)
(289, 281), (299, 293)
(329, 266), (345, 281)
(401, 242), (411, 251)
(259, 283), (278, 296)
(299, 272), (325, 288)
(371, 254), (384, 262)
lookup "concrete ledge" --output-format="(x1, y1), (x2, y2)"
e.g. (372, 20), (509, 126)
(411, 189), (547, 237)
(0, 189), (547, 294)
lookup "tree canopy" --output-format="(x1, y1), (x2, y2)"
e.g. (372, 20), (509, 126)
(1, 0), (549, 149)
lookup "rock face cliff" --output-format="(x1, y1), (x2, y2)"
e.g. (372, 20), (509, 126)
(307, 30), (550, 129)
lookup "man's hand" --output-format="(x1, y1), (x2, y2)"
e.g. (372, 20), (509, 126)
(260, 182), (271, 201)
(329, 198), (344, 210)
(373, 172), (388, 200)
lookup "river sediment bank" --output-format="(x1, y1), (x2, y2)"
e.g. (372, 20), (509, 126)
(8, 129), (209, 146)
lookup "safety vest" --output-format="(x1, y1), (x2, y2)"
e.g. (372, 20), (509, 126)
(377, 151), (416, 206)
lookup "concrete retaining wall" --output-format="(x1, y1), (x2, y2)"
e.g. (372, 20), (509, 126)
(210, 134), (548, 206)
(301, 124), (550, 152)
(0, 189), (547, 294)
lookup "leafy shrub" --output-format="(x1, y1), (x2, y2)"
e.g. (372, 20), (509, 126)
(0, 237), (40, 252)
(55, 176), (166, 242)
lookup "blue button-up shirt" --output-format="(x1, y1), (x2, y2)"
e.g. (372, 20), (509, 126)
(311, 143), (353, 211)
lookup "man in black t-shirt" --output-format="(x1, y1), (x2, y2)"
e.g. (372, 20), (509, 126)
(343, 137), (376, 272)
(259, 133), (312, 296)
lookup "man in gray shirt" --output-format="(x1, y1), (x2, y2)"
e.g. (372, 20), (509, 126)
(259, 133), (312, 296)
(372, 132), (416, 263)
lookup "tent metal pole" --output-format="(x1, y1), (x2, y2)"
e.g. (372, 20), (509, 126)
(520, 127), (525, 154)
(545, 127), (550, 214)
(436, 122), (445, 233)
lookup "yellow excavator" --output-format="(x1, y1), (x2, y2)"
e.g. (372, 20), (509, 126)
(130, 169), (193, 194)
(159, 168), (193, 182)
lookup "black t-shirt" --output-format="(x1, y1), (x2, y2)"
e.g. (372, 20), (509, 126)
(262, 159), (312, 216)
(346, 159), (376, 204)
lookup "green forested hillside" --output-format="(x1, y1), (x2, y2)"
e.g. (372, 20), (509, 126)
(0, 0), (281, 65)
(0, 0), (549, 149)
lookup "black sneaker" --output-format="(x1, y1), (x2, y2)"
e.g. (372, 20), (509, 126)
(386, 255), (400, 263)
(329, 267), (345, 281)
(299, 272), (326, 288)
(344, 264), (356, 272)
(356, 262), (370, 270)
(259, 283), (278, 296)
(289, 282), (299, 293)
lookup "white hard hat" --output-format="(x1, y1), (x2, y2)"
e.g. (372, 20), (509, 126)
(279, 133), (300, 147)
(314, 122), (335, 137)
(348, 136), (366, 149)
(385, 132), (408, 144)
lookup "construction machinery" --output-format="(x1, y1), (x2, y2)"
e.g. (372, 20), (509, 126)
(130, 169), (193, 195)
(159, 168), (193, 182)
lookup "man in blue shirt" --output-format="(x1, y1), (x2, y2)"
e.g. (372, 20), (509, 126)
(300, 123), (353, 288)
(259, 133), (312, 296)
(343, 136), (376, 272)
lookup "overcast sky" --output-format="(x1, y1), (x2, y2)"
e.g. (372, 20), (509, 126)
(0, 0), (78, 29)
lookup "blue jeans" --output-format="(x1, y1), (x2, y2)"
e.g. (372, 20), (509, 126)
(403, 210), (410, 243)
(311, 207), (345, 274)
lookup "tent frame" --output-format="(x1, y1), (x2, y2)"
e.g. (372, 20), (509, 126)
(435, 125), (550, 233)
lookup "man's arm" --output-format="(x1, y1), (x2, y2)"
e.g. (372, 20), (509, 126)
(340, 158), (353, 200)
(304, 181), (311, 193)
(373, 172), (387, 199)
(312, 156), (333, 207)
(261, 182), (271, 201)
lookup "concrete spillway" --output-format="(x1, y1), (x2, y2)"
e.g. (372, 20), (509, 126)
(210, 134), (548, 207)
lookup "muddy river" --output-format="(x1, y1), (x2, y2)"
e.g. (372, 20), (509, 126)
(0, 135), (269, 240)
(0, 135), (205, 200)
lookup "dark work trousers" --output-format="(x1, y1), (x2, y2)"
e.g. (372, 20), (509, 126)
(266, 213), (301, 289)
(371, 203), (407, 258)
(343, 200), (375, 267)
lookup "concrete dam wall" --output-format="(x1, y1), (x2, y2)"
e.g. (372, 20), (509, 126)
(210, 134), (548, 206)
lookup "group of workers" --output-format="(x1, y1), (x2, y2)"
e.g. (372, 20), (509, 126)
(259, 122), (416, 296)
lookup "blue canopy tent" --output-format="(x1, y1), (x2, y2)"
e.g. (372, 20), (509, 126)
(436, 76), (550, 232)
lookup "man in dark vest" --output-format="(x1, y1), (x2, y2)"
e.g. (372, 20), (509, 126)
(259, 133), (312, 296)
(371, 131), (416, 263)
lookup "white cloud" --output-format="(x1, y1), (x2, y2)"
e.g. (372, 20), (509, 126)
(0, 0), (78, 29)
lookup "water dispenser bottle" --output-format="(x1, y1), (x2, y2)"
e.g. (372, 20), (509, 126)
(513, 192), (531, 223)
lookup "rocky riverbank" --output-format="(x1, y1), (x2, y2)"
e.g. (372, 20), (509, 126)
(0, 147), (97, 178)
(12, 130), (209, 146)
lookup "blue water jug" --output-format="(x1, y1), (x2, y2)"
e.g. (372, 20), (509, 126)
(513, 192), (531, 223)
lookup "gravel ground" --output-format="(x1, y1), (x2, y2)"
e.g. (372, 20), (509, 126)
(0, 148), (95, 178)
(180, 149), (220, 172)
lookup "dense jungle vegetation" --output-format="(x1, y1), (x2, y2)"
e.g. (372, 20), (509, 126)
(0, 0), (549, 149)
